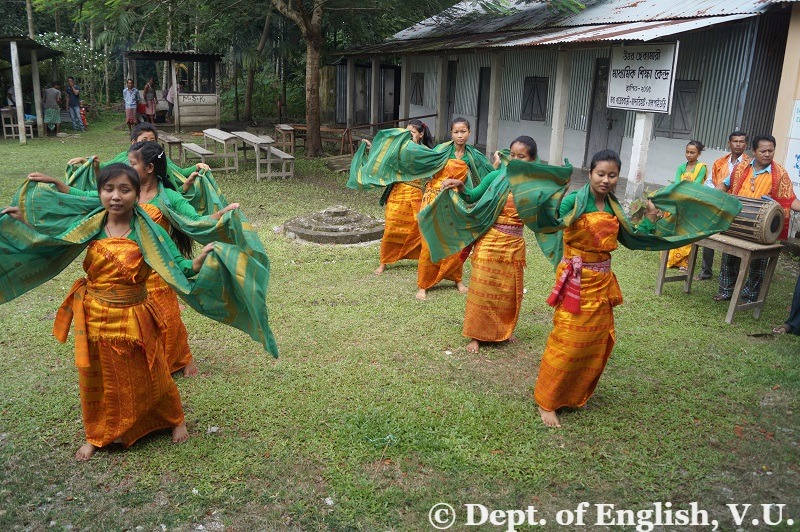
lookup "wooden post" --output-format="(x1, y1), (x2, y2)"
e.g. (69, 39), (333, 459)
(215, 60), (220, 128)
(623, 111), (654, 206)
(435, 56), (448, 143)
(10, 40), (26, 145)
(346, 58), (356, 128)
(370, 57), (380, 134)
(171, 59), (180, 132)
(29, 49), (44, 137)
(399, 56), (410, 122)
(548, 50), (573, 165)
(486, 52), (504, 157)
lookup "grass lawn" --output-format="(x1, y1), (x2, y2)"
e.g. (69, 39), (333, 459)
(0, 115), (798, 531)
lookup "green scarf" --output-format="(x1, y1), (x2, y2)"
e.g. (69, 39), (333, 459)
(65, 153), (228, 216)
(347, 128), (493, 190)
(505, 159), (743, 267)
(1, 181), (277, 356)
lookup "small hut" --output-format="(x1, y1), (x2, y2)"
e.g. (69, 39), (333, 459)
(125, 50), (223, 131)
(1, 35), (63, 144)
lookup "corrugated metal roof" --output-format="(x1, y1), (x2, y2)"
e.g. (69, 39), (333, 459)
(389, 0), (774, 42)
(557, 0), (775, 26)
(497, 14), (758, 46)
(349, 13), (760, 55)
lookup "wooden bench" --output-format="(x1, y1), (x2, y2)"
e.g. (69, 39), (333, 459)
(158, 132), (183, 161)
(202, 128), (239, 174)
(260, 146), (295, 179)
(182, 143), (214, 166)
(231, 131), (275, 181)
(274, 124), (295, 155)
(656, 233), (784, 324)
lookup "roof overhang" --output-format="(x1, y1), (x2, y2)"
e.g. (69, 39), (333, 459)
(0, 36), (63, 65)
(345, 12), (760, 56)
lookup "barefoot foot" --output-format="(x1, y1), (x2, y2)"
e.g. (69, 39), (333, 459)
(538, 406), (561, 428)
(415, 289), (427, 301)
(182, 359), (199, 377)
(507, 334), (518, 344)
(456, 281), (468, 294)
(466, 339), (479, 354)
(75, 442), (98, 461)
(172, 423), (189, 443)
(374, 264), (386, 275)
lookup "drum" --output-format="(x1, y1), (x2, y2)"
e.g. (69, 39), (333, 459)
(721, 196), (785, 244)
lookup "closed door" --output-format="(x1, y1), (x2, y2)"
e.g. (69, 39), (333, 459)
(584, 58), (625, 166)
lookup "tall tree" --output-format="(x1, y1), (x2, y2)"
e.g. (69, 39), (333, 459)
(268, 0), (324, 156)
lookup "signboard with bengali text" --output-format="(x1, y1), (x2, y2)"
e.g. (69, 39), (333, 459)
(608, 43), (679, 114)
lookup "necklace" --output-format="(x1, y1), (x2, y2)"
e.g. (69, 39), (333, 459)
(106, 223), (132, 238)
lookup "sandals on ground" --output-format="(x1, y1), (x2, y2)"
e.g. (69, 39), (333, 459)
(712, 294), (731, 301)
(772, 324), (791, 334)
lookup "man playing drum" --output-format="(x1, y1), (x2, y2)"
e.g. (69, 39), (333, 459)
(714, 134), (800, 302)
(694, 131), (751, 281)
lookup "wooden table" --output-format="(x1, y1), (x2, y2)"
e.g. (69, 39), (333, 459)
(231, 131), (274, 181)
(158, 132), (183, 161)
(274, 124), (295, 155)
(655, 233), (784, 324)
(202, 128), (239, 174)
(291, 124), (354, 155)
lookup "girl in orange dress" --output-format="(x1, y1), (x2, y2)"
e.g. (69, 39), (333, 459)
(535, 150), (662, 428)
(440, 136), (537, 353)
(666, 140), (707, 270)
(374, 119), (433, 275)
(5, 164), (214, 460)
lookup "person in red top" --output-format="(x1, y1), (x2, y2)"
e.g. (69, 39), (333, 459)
(694, 131), (751, 281)
(714, 134), (800, 302)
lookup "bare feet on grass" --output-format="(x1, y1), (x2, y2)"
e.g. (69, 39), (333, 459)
(456, 282), (468, 294)
(374, 264), (386, 275)
(182, 359), (199, 377)
(466, 339), (480, 354)
(538, 406), (561, 428)
(172, 423), (189, 443)
(415, 289), (427, 301)
(75, 442), (98, 461)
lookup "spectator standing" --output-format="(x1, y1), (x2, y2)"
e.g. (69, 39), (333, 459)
(66, 76), (85, 132)
(143, 77), (157, 124)
(43, 81), (62, 135)
(165, 80), (184, 122)
(123, 79), (140, 132)
(694, 131), (751, 281)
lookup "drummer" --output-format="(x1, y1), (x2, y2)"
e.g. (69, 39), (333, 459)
(713, 134), (800, 303)
(694, 131), (751, 281)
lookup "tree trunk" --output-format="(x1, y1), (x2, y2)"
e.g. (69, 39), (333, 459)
(244, 10), (272, 122)
(304, 36), (323, 156)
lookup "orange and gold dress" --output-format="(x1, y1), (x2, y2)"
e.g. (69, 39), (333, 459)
(534, 208), (623, 412)
(462, 193), (526, 342)
(417, 159), (469, 290)
(140, 203), (193, 373)
(379, 181), (423, 265)
(53, 233), (186, 448)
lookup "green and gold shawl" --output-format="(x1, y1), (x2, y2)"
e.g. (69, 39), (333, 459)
(505, 159), (743, 267)
(66, 154), (228, 216)
(1, 181), (277, 356)
(347, 128), (494, 190)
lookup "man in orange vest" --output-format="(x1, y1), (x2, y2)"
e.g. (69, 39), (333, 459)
(714, 134), (800, 302)
(694, 131), (750, 281)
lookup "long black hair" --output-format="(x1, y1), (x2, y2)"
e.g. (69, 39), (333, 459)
(128, 140), (194, 257)
(407, 119), (435, 148)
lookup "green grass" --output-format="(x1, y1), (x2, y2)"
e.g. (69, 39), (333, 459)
(1, 116), (798, 530)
